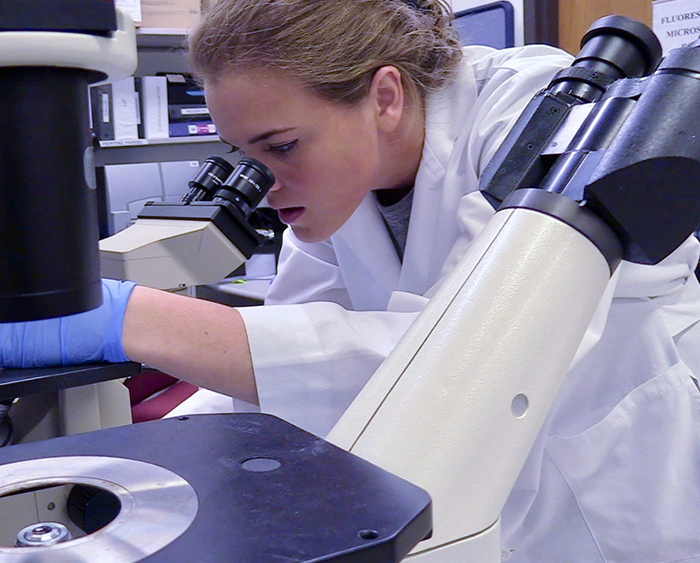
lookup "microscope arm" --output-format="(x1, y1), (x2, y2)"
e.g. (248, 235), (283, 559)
(326, 195), (616, 561)
(99, 216), (250, 291)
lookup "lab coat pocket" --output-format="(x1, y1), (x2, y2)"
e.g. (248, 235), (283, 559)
(547, 362), (700, 563)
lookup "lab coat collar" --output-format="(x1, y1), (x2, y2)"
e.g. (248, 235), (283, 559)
(332, 50), (486, 302)
(400, 52), (482, 294)
(332, 52), (483, 304)
(331, 195), (402, 310)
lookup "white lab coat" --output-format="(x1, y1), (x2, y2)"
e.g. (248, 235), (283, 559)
(237, 45), (700, 562)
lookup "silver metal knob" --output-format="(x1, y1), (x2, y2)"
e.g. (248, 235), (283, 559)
(15, 522), (72, 547)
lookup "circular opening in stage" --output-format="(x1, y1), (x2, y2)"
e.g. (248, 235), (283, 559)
(0, 483), (122, 547)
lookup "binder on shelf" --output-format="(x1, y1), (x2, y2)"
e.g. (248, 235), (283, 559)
(169, 121), (217, 137)
(136, 76), (169, 140)
(89, 84), (115, 140)
(140, 0), (200, 30)
(160, 73), (206, 106)
(111, 77), (139, 141)
(168, 103), (211, 122)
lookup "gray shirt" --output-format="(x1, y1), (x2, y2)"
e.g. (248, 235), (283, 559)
(374, 189), (414, 261)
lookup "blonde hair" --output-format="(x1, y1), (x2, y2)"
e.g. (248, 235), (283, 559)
(188, 0), (462, 108)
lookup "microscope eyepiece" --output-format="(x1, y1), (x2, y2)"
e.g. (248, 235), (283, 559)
(182, 155), (235, 203)
(549, 15), (663, 103)
(213, 157), (276, 218)
(579, 15), (663, 77)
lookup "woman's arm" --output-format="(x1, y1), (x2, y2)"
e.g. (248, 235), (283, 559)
(122, 286), (259, 405)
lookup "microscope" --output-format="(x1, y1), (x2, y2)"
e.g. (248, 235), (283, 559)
(99, 155), (276, 291)
(2, 2), (700, 562)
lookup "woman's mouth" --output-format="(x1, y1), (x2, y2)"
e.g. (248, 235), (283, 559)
(277, 207), (305, 225)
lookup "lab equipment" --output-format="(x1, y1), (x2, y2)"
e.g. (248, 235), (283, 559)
(451, 0), (524, 46)
(0, 0), (137, 323)
(0, 414), (431, 562)
(99, 156), (275, 290)
(327, 16), (700, 562)
(0, 4), (432, 560)
(454, 2), (515, 49)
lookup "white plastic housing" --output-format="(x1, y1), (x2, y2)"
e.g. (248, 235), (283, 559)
(327, 207), (612, 557)
(99, 219), (247, 290)
(0, 8), (137, 84)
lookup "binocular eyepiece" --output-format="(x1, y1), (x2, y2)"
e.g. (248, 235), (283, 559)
(182, 155), (276, 217)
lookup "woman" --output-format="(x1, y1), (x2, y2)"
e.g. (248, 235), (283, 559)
(4, 1), (700, 560)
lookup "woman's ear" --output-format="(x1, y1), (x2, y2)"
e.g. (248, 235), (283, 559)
(368, 66), (404, 133)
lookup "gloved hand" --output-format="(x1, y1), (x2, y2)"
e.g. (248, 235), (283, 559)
(0, 278), (137, 368)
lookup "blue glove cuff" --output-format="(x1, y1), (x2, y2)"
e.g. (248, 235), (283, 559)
(0, 278), (137, 368)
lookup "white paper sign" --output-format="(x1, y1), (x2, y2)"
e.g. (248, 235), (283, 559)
(652, 0), (700, 54)
(115, 0), (143, 24)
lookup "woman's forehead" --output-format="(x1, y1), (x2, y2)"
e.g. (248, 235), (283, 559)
(205, 69), (348, 145)
(206, 68), (303, 97)
(206, 69), (356, 124)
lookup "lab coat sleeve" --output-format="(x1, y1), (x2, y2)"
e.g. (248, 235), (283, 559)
(237, 300), (418, 437)
(239, 228), (419, 437)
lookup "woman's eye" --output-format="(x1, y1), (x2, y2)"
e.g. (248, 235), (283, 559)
(267, 140), (298, 155)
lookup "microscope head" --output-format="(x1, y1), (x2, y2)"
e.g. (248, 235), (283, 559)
(99, 156), (276, 291)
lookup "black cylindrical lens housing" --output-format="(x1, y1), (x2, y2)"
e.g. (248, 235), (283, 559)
(214, 157), (275, 217)
(0, 67), (102, 322)
(182, 155), (234, 203)
(550, 15), (662, 102)
(582, 42), (700, 264)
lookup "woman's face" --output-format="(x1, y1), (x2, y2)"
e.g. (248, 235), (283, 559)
(205, 70), (386, 243)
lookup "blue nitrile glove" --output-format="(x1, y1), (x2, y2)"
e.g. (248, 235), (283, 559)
(0, 279), (137, 368)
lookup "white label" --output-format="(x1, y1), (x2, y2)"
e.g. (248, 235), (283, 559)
(115, 0), (142, 23)
(134, 91), (142, 125)
(181, 107), (210, 116)
(652, 0), (700, 54)
(101, 93), (110, 123)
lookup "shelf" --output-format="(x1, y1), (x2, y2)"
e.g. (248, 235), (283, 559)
(99, 136), (220, 148)
(137, 27), (190, 35)
(136, 28), (189, 49)
(95, 136), (230, 166)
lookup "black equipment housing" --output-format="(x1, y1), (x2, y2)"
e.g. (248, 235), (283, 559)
(480, 15), (700, 265)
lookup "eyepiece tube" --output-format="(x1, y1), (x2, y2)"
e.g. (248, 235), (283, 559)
(214, 157), (275, 217)
(549, 15), (663, 102)
(182, 156), (235, 203)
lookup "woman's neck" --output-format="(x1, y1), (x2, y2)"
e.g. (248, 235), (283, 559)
(375, 103), (425, 203)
